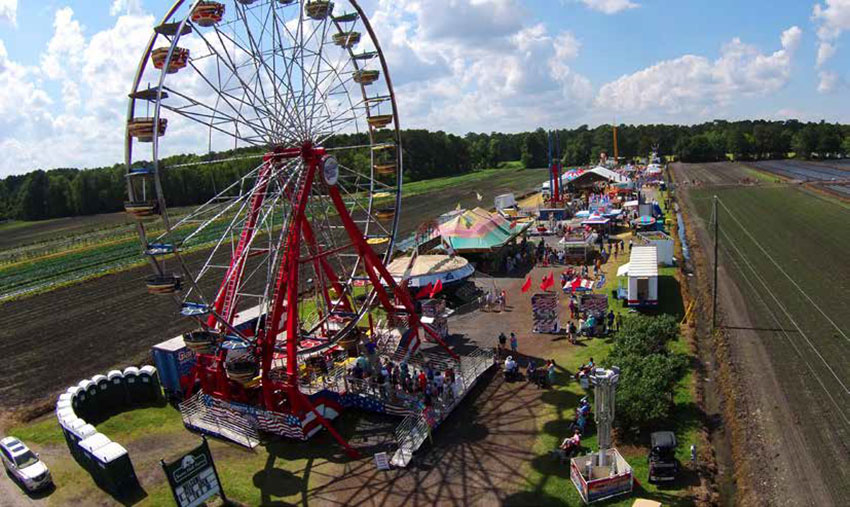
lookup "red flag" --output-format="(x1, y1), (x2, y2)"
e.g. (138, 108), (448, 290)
(510, 219), (518, 229)
(429, 279), (443, 298)
(521, 276), (532, 293)
(541, 272), (555, 291)
(415, 282), (433, 299)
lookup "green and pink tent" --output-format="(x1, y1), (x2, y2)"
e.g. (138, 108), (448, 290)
(437, 207), (529, 253)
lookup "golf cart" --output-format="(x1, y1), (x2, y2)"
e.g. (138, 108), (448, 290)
(648, 431), (680, 483)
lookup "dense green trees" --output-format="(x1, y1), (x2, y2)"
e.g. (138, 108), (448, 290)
(1, 120), (847, 221)
(605, 314), (689, 432)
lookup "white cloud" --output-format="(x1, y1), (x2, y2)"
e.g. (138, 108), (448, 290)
(370, 0), (593, 132)
(817, 70), (842, 92)
(0, 7), (156, 176)
(110, 0), (143, 17)
(41, 8), (86, 80)
(816, 41), (836, 66)
(812, 1), (850, 85)
(596, 26), (802, 114)
(813, 0), (850, 41)
(580, 0), (639, 15)
(0, 0), (16, 27)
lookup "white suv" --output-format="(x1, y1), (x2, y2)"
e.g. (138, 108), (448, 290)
(0, 436), (52, 492)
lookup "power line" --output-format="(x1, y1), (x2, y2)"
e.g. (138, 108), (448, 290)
(718, 230), (850, 428)
(716, 198), (849, 344)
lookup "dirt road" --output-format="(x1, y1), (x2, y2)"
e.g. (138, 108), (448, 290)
(673, 162), (847, 506)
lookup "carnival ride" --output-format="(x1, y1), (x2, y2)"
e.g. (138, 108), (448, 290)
(125, 0), (491, 463)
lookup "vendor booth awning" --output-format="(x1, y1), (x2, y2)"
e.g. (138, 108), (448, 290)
(438, 207), (529, 253)
(616, 263), (630, 277)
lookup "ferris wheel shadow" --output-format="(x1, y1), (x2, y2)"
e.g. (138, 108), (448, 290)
(280, 362), (553, 506)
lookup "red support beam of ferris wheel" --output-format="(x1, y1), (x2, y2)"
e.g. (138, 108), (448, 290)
(326, 185), (459, 361)
(206, 156), (274, 329)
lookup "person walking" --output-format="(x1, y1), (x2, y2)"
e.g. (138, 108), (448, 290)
(569, 321), (577, 344)
(510, 332), (518, 354)
(498, 332), (507, 353)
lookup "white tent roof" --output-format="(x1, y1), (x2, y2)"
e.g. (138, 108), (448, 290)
(616, 262), (630, 277)
(628, 245), (658, 277)
(590, 166), (630, 184)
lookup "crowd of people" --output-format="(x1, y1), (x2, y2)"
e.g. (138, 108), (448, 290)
(347, 344), (463, 410)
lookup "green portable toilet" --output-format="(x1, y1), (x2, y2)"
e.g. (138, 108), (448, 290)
(77, 380), (95, 420)
(91, 442), (138, 495)
(57, 411), (80, 450)
(91, 374), (110, 416)
(62, 417), (84, 450)
(78, 433), (111, 475)
(123, 367), (142, 405)
(70, 385), (86, 416)
(138, 365), (161, 403)
(106, 370), (126, 411)
(71, 422), (97, 465)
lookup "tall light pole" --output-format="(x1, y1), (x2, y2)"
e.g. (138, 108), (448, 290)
(590, 366), (620, 467)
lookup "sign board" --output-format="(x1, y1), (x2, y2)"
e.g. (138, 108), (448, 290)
(161, 437), (225, 507)
(374, 452), (390, 471)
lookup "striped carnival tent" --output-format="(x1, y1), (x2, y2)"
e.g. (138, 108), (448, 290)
(437, 207), (530, 253)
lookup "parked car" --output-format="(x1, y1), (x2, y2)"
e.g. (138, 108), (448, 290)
(0, 436), (52, 492)
(648, 431), (680, 483)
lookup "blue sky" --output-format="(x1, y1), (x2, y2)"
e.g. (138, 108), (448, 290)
(0, 0), (847, 176)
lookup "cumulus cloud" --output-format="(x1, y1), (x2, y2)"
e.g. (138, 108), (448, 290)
(580, 0), (639, 15)
(596, 26), (802, 114)
(817, 70), (845, 93)
(0, 7), (155, 176)
(812, 1), (850, 89)
(370, 0), (593, 132)
(0, 0), (16, 27)
(110, 0), (144, 17)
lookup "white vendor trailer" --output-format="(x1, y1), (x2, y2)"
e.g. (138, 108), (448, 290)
(617, 245), (659, 307)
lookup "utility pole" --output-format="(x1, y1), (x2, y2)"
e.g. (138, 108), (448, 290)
(712, 195), (719, 330)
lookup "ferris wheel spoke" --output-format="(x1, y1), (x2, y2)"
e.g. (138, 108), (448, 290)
(192, 24), (281, 143)
(160, 87), (275, 145)
(233, 2), (298, 142)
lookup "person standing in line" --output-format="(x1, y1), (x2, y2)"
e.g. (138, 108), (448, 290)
(510, 332), (518, 355)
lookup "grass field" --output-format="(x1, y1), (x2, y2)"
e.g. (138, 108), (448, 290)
(0, 167), (546, 302)
(679, 163), (850, 503)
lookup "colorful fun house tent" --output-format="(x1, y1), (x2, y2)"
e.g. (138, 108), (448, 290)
(438, 207), (529, 253)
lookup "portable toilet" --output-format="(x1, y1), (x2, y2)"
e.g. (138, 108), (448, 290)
(106, 370), (126, 411)
(72, 423), (97, 446)
(139, 365), (161, 403)
(56, 398), (73, 416)
(91, 443), (138, 495)
(61, 417), (86, 455)
(69, 385), (86, 416)
(58, 391), (73, 407)
(79, 379), (99, 421)
(91, 374), (110, 413)
(78, 433), (111, 473)
(123, 366), (142, 404)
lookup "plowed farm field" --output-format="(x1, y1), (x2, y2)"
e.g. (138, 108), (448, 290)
(673, 162), (850, 506)
(0, 168), (547, 414)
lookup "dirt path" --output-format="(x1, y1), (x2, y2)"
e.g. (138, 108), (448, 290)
(673, 162), (839, 506)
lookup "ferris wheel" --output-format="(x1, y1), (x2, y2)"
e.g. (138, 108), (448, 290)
(124, 1), (444, 451)
(126, 0), (402, 336)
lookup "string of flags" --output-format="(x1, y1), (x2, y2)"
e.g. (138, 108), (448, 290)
(521, 272), (555, 293)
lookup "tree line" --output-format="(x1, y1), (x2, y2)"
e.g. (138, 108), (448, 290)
(2, 120), (848, 221)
